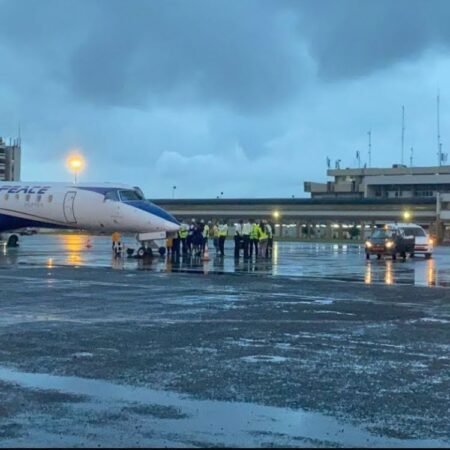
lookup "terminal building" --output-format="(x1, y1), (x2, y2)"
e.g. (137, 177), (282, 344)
(155, 165), (450, 244)
(0, 137), (21, 181)
(304, 164), (450, 200)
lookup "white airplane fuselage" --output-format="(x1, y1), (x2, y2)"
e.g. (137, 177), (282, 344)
(0, 182), (179, 235)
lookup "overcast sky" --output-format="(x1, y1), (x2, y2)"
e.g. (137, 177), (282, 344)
(1, 0), (450, 198)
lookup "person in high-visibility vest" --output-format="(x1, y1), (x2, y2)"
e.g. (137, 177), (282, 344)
(112, 231), (121, 250)
(179, 222), (189, 255)
(218, 220), (228, 256)
(258, 220), (269, 258)
(202, 220), (210, 254)
(211, 222), (219, 254)
(112, 231), (122, 257)
(249, 219), (261, 258)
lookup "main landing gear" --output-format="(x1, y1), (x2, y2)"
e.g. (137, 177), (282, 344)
(0, 233), (20, 248)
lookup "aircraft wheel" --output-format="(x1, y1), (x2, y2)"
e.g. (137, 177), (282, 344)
(366, 253), (370, 260)
(7, 235), (19, 248)
(425, 253), (432, 259)
(158, 247), (166, 257)
(392, 253), (397, 261)
(377, 254), (381, 260)
(137, 247), (146, 258)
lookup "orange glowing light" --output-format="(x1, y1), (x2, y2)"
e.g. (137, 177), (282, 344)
(66, 153), (85, 183)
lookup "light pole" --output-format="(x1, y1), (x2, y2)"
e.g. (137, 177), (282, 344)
(67, 154), (85, 184)
(172, 185), (177, 199)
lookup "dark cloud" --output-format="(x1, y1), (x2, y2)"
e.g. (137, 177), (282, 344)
(284, 0), (450, 80)
(1, 0), (450, 197)
(0, 0), (310, 113)
(69, 0), (310, 113)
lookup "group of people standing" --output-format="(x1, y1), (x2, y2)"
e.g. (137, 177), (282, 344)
(166, 218), (274, 260)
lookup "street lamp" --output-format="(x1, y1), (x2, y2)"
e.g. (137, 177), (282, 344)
(67, 154), (85, 184)
(403, 211), (412, 222)
(172, 185), (177, 199)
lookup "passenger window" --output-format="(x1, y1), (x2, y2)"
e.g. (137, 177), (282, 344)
(48, 195), (53, 203)
(15, 194), (19, 200)
(25, 194), (31, 202)
(4, 194), (8, 201)
(37, 195), (42, 202)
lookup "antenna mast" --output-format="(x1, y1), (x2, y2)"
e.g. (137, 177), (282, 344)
(368, 130), (372, 168)
(437, 92), (442, 166)
(401, 105), (405, 165)
(410, 147), (414, 167)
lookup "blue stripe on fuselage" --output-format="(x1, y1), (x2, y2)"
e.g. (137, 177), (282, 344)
(0, 212), (71, 232)
(123, 201), (179, 226)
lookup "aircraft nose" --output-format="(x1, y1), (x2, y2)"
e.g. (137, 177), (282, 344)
(166, 220), (180, 232)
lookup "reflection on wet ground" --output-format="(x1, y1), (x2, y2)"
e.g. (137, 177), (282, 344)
(0, 366), (444, 448)
(1, 234), (450, 287)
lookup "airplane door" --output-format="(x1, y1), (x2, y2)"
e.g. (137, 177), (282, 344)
(63, 191), (77, 223)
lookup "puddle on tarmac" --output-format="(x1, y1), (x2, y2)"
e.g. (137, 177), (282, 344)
(0, 366), (447, 448)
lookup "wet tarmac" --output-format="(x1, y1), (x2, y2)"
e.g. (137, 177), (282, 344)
(1, 233), (450, 287)
(0, 234), (449, 447)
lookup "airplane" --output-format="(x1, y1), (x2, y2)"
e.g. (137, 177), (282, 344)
(0, 181), (179, 256)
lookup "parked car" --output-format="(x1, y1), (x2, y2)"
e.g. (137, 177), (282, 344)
(395, 223), (433, 259)
(365, 224), (415, 260)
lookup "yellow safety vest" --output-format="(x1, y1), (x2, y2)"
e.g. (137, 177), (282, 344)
(250, 224), (260, 240)
(259, 225), (268, 240)
(179, 226), (188, 239)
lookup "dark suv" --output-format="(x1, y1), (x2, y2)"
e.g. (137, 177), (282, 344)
(365, 226), (415, 260)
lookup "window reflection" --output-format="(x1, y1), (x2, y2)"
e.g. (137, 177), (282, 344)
(427, 259), (436, 286)
(59, 234), (86, 265)
(385, 260), (394, 285)
(364, 262), (372, 284)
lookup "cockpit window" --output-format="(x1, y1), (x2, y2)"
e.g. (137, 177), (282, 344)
(119, 190), (144, 201)
(133, 186), (145, 200)
(105, 190), (120, 201)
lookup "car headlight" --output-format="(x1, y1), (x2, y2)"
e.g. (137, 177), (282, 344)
(385, 240), (394, 249)
(365, 241), (372, 248)
(429, 238), (434, 246)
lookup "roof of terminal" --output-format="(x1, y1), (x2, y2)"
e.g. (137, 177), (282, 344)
(152, 197), (436, 206)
